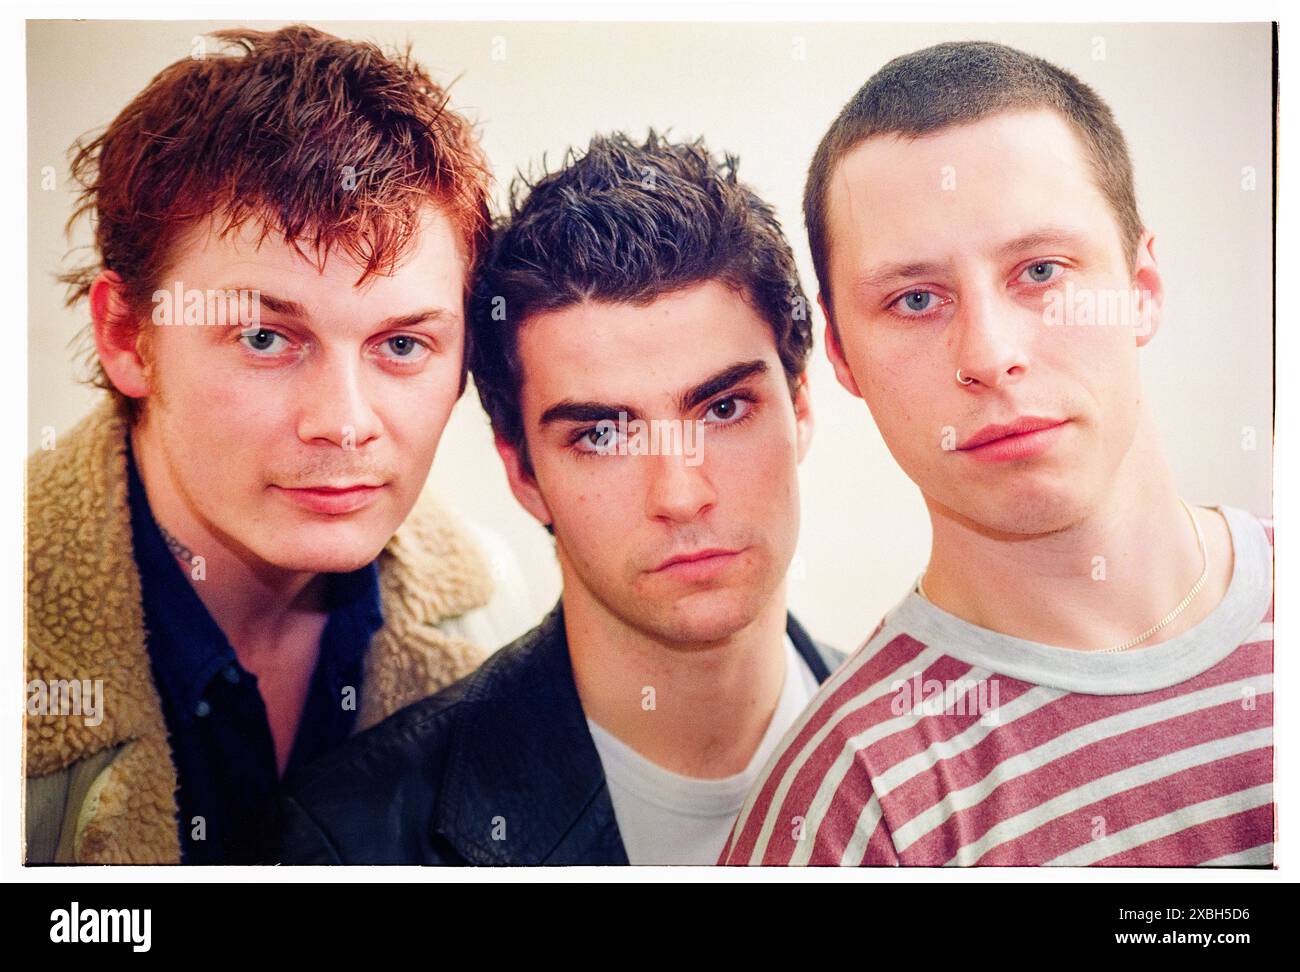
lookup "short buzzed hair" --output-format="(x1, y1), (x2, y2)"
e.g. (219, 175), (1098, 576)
(805, 41), (1143, 313)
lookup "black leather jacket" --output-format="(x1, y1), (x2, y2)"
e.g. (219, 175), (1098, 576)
(266, 603), (842, 865)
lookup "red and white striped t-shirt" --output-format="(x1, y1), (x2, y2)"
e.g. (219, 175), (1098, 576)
(722, 507), (1274, 867)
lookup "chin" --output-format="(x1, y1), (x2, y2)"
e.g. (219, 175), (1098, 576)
(253, 530), (387, 575)
(639, 588), (767, 647)
(958, 485), (1086, 537)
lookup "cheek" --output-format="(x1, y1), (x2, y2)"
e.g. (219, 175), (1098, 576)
(1046, 326), (1140, 408)
(156, 334), (266, 422)
(160, 386), (273, 502)
(150, 342), (281, 494)
(561, 480), (645, 587)
(861, 353), (930, 438)
(388, 370), (461, 455)
(710, 420), (801, 518)
(155, 348), (255, 448)
(729, 431), (795, 486)
(539, 461), (617, 550)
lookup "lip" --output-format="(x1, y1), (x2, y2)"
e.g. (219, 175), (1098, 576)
(271, 484), (385, 515)
(650, 547), (743, 581)
(956, 417), (1068, 463)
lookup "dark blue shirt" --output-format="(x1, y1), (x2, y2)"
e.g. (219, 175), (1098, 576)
(125, 434), (385, 864)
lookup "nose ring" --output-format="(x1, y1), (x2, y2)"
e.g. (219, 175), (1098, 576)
(956, 369), (974, 385)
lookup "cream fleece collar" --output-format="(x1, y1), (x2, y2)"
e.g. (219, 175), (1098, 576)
(25, 395), (493, 862)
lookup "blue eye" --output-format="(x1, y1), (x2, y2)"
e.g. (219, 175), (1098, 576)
(895, 290), (939, 315)
(382, 335), (423, 358)
(1022, 261), (1061, 284)
(375, 334), (431, 364)
(239, 328), (289, 354)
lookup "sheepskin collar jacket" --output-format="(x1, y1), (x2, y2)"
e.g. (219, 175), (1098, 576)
(25, 395), (495, 864)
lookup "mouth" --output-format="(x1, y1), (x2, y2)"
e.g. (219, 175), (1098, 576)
(650, 547), (744, 580)
(271, 483), (386, 515)
(956, 417), (1069, 463)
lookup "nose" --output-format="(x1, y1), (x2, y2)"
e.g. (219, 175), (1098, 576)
(644, 449), (716, 524)
(952, 284), (1031, 390)
(295, 351), (383, 449)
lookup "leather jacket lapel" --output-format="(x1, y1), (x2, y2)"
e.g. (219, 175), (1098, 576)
(434, 605), (628, 865)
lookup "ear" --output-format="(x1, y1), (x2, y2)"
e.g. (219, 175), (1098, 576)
(820, 294), (863, 399)
(494, 435), (553, 528)
(90, 270), (152, 399)
(792, 370), (815, 463)
(1131, 230), (1164, 348)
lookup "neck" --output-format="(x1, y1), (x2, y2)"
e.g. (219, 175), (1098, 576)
(129, 422), (327, 661)
(921, 409), (1233, 652)
(564, 577), (790, 779)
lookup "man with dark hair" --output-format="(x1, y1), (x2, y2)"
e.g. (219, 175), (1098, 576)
(25, 25), (528, 864)
(723, 41), (1273, 866)
(269, 131), (842, 865)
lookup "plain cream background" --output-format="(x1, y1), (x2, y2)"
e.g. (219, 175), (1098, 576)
(27, 20), (1274, 651)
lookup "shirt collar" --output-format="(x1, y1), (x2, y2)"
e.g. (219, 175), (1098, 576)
(887, 506), (1272, 695)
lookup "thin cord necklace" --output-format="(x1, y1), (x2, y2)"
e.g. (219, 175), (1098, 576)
(916, 498), (1210, 654)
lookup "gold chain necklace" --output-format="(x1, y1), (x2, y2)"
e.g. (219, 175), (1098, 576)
(916, 499), (1209, 654)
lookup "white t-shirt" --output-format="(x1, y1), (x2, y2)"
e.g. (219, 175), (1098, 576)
(587, 635), (821, 865)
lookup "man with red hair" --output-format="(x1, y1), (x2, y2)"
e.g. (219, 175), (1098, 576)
(25, 25), (525, 864)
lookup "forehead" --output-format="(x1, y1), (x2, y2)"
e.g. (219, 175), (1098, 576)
(824, 108), (1121, 275)
(163, 202), (467, 318)
(516, 279), (781, 409)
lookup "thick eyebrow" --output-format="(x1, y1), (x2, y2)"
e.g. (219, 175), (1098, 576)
(539, 400), (638, 427)
(677, 359), (768, 412)
(537, 359), (770, 429)
(224, 286), (461, 330)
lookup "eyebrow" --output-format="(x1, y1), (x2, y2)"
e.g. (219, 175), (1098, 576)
(853, 226), (1091, 293)
(995, 227), (1090, 259)
(224, 286), (462, 331)
(538, 359), (770, 428)
(855, 260), (950, 293)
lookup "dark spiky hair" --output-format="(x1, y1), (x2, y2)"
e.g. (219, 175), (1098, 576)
(469, 130), (813, 466)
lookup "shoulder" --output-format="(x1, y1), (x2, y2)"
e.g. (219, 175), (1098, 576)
(378, 490), (495, 623)
(1216, 504), (1272, 551)
(1243, 508), (1272, 550)
(269, 613), (561, 863)
(359, 499), (511, 725)
(722, 621), (916, 866)
(789, 620), (933, 753)
(283, 620), (548, 808)
(27, 396), (129, 554)
(785, 611), (846, 681)
(439, 519), (538, 651)
(267, 663), (489, 864)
